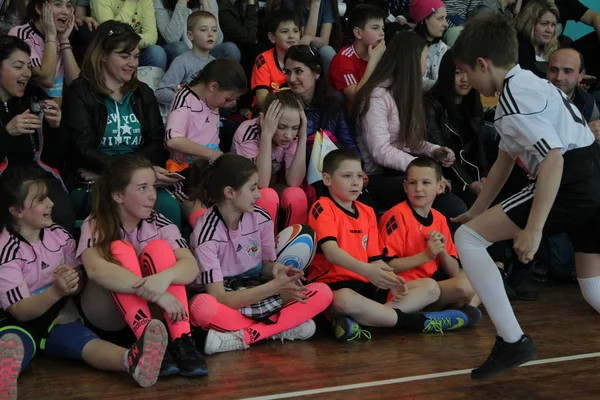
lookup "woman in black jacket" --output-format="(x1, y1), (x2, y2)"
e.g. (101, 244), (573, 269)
(62, 21), (181, 227)
(425, 51), (497, 206)
(0, 35), (74, 232)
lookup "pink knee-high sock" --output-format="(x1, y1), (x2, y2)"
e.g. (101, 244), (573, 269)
(140, 240), (192, 341)
(281, 187), (308, 227)
(110, 241), (153, 339)
(256, 188), (279, 231)
(189, 293), (255, 331)
(242, 283), (332, 344)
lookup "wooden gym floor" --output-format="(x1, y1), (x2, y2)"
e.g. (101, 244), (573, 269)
(17, 283), (600, 399)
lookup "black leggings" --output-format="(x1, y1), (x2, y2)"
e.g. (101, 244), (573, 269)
(367, 174), (468, 234)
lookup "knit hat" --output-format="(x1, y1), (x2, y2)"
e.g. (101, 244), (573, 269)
(410, 0), (446, 25)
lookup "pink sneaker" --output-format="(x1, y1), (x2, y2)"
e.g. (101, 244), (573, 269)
(0, 334), (24, 400)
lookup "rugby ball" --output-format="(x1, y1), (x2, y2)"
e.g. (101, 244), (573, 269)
(275, 224), (316, 272)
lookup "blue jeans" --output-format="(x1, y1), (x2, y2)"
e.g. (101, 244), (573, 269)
(162, 41), (190, 65)
(210, 42), (241, 61)
(318, 45), (336, 75)
(139, 45), (168, 70)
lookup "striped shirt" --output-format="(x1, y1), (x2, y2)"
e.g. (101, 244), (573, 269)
(191, 205), (276, 285)
(329, 45), (368, 92)
(495, 65), (594, 177)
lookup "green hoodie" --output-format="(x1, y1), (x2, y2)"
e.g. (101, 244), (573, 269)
(100, 92), (143, 156)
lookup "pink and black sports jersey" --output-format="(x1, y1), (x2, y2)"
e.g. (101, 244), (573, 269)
(76, 212), (188, 260)
(9, 23), (65, 98)
(191, 205), (276, 285)
(231, 118), (298, 179)
(0, 225), (75, 310)
(165, 85), (221, 164)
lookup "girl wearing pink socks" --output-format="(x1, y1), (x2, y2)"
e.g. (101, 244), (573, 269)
(186, 154), (333, 355)
(231, 91), (309, 232)
(0, 167), (167, 400)
(76, 155), (207, 378)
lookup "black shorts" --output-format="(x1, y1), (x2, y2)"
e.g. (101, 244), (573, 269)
(501, 144), (600, 253)
(327, 280), (389, 304)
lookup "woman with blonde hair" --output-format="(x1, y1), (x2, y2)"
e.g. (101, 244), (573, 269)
(515, 0), (559, 77)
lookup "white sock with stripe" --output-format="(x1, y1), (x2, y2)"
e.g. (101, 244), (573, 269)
(454, 225), (524, 343)
(578, 276), (600, 313)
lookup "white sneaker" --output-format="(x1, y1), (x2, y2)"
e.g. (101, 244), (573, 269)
(204, 329), (250, 355)
(270, 319), (316, 342)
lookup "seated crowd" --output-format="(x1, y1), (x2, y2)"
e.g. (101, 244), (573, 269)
(1, 0), (600, 396)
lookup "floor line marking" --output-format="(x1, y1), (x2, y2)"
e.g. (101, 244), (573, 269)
(242, 351), (600, 400)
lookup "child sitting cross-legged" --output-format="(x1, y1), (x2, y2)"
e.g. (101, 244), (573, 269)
(308, 149), (472, 340)
(379, 157), (482, 317)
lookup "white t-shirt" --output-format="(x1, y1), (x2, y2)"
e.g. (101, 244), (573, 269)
(495, 65), (594, 177)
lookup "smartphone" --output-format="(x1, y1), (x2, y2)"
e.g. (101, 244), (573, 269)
(165, 172), (185, 180)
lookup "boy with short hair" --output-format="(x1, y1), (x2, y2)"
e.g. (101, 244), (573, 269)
(379, 157), (481, 312)
(9, 0), (81, 102)
(328, 4), (386, 108)
(251, 8), (300, 110)
(156, 11), (217, 107)
(451, 13), (600, 380)
(308, 149), (470, 341)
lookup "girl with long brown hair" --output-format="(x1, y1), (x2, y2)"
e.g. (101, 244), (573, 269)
(353, 31), (466, 229)
(77, 155), (207, 378)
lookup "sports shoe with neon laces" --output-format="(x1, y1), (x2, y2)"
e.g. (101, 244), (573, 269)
(204, 329), (250, 355)
(0, 333), (23, 400)
(459, 305), (483, 327)
(422, 309), (468, 333)
(270, 319), (316, 342)
(171, 332), (209, 376)
(127, 319), (168, 387)
(331, 317), (372, 341)
(471, 334), (538, 380)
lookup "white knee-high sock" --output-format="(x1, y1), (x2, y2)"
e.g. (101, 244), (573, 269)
(454, 225), (524, 343)
(578, 276), (600, 313)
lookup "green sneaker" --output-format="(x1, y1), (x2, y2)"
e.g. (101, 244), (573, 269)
(331, 317), (372, 341)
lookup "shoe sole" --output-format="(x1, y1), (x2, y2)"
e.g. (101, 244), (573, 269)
(0, 334), (24, 400)
(471, 349), (539, 380)
(331, 318), (351, 341)
(204, 330), (220, 355)
(132, 320), (168, 388)
(159, 365), (180, 377)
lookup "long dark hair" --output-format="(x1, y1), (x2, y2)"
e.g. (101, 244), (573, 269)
(354, 31), (428, 149)
(189, 154), (258, 207)
(81, 21), (141, 96)
(90, 155), (155, 265)
(0, 166), (48, 231)
(284, 44), (342, 120)
(189, 58), (247, 92)
(430, 51), (483, 124)
(2, 0), (27, 24)
(0, 35), (31, 65)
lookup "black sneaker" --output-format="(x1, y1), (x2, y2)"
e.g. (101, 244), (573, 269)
(171, 333), (209, 377)
(159, 344), (179, 377)
(509, 264), (539, 301)
(471, 334), (539, 380)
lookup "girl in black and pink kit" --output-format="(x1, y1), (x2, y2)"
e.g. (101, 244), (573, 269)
(0, 167), (168, 400)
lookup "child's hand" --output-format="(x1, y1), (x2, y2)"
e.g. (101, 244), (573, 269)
(366, 263), (403, 290)
(389, 273), (408, 301)
(368, 40), (386, 64)
(259, 99), (282, 140)
(157, 292), (187, 323)
(425, 236), (445, 260)
(433, 147), (455, 167)
(42, 100), (62, 128)
(41, 2), (57, 39)
(272, 267), (307, 303)
(298, 106), (308, 138)
(53, 266), (80, 297)
(429, 231), (446, 245)
(133, 274), (171, 303)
